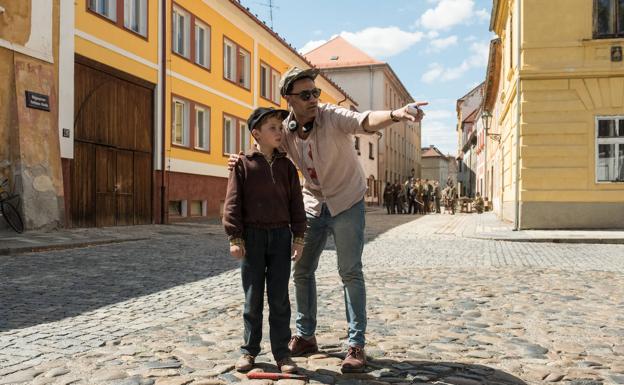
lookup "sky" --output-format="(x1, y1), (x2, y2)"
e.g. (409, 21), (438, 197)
(239, 0), (496, 155)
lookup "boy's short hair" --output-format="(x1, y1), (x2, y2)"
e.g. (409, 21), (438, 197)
(247, 107), (290, 132)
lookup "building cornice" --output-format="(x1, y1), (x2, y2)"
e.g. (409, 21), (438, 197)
(227, 0), (358, 106)
(490, 0), (509, 35)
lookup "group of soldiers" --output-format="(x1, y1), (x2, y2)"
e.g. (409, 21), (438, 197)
(383, 176), (458, 215)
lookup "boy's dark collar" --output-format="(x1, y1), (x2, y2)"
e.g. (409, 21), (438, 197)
(244, 148), (287, 159)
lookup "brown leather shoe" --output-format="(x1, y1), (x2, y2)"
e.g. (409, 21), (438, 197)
(276, 356), (298, 373)
(288, 335), (318, 356)
(341, 346), (366, 373)
(235, 354), (255, 372)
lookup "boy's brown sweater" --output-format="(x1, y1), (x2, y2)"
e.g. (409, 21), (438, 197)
(223, 148), (306, 240)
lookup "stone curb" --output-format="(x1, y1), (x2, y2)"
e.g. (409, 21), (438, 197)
(0, 237), (149, 256)
(466, 234), (624, 244)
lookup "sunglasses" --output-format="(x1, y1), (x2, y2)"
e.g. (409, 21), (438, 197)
(287, 88), (321, 101)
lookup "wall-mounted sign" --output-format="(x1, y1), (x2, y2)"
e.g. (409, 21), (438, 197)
(25, 91), (50, 111)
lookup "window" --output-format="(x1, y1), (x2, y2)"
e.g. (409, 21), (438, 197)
(124, 0), (147, 36)
(172, 99), (190, 146)
(173, 6), (190, 58)
(224, 38), (251, 89)
(223, 116), (236, 154)
(223, 115), (249, 155)
(195, 20), (210, 68)
(354, 136), (360, 152)
(238, 47), (251, 88)
(594, 0), (624, 38)
(89, 0), (116, 21)
(596, 117), (624, 182)
(169, 200), (187, 216)
(260, 62), (281, 104)
(271, 71), (281, 104)
(190, 200), (205, 216)
(239, 121), (250, 152)
(195, 106), (210, 151)
(260, 64), (269, 98)
(89, 0), (149, 37)
(369, 142), (374, 160)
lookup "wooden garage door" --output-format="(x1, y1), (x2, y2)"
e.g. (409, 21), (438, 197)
(70, 61), (153, 227)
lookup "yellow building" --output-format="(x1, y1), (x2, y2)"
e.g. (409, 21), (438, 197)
(485, 0), (624, 229)
(63, 0), (354, 227)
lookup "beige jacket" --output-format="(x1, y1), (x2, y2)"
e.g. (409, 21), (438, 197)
(280, 103), (372, 217)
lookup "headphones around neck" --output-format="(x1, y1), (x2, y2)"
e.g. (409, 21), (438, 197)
(288, 119), (314, 133)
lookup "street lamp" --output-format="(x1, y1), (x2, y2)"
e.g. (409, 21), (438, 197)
(481, 110), (500, 142)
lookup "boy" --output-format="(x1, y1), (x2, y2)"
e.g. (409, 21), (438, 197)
(223, 107), (306, 374)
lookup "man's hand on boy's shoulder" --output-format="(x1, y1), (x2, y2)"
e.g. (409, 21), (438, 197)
(227, 151), (244, 171)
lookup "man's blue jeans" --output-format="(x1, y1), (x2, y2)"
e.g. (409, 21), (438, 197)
(293, 199), (366, 347)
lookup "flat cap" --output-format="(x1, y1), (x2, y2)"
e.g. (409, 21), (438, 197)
(279, 67), (320, 96)
(246, 107), (289, 131)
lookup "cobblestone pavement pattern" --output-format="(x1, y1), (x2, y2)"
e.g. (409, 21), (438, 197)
(1, 211), (623, 385)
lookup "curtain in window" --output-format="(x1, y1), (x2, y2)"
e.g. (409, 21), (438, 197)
(196, 109), (205, 148)
(260, 66), (268, 98)
(224, 118), (235, 153)
(174, 102), (184, 144)
(196, 26), (205, 66)
(595, 0), (617, 36)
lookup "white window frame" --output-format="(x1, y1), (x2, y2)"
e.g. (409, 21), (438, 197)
(223, 39), (236, 82)
(172, 6), (190, 58)
(89, 0), (117, 21)
(223, 115), (236, 155)
(123, 0), (147, 36)
(595, 116), (624, 183)
(195, 106), (210, 151)
(194, 20), (210, 68)
(172, 98), (190, 147)
(239, 121), (250, 152)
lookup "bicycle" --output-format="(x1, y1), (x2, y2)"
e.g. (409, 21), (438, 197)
(0, 176), (24, 233)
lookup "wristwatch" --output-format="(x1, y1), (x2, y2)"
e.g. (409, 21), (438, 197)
(390, 110), (400, 122)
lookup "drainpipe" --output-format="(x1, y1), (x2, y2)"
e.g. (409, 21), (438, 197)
(513, 0), (522, 230)
(160, 0), (167, 224)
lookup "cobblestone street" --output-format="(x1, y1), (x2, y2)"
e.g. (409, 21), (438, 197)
(1, 210), (623, 385)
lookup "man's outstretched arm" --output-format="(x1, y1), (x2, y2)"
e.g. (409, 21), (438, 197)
(362, 102), (428, 132)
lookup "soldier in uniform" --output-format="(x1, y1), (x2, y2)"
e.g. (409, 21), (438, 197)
(474, 192), (484, 214)
(383, 182), (393, 214)
(434, 181), (441, 214)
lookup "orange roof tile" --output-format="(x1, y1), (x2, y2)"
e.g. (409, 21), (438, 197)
(304, 36), (383, 68)
(421, 146), (446, 158)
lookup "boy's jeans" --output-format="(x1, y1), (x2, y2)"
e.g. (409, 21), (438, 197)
(293, 199), (366, 347)
(240, 227), (292, 361)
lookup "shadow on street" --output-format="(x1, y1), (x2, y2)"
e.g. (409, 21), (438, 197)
(246, 354), (527, 385)
(0, 209), (429, 333)
(0, 233), (236, 332)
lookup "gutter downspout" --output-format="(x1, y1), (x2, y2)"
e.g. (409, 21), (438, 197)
(513, 0), (521, 230)
(160, 0), (167, 224)
(370, 65), (380, 204)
